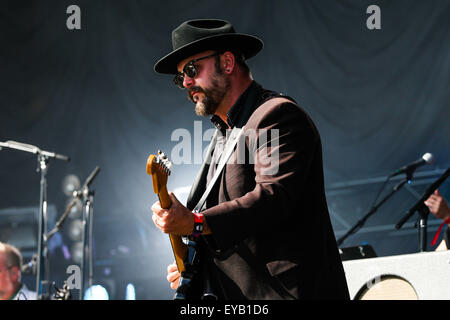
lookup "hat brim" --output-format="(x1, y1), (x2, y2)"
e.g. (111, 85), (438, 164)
(154, 33), (263, 74)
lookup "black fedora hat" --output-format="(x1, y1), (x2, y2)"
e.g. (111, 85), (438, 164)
(154, 19), (263, 74)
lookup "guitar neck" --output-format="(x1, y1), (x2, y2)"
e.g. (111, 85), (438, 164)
(157, 184), (172, 209)
(156, 185), (187, 274)
(147, 152), (188, 275)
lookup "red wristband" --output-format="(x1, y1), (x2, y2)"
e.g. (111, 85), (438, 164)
(193, 212), (204, 224)
(192, 212), (204, 237)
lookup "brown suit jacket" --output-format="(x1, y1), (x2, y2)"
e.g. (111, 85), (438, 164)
(186, 83), (349, 300)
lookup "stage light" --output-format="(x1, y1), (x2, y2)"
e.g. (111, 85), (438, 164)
(84, 285), (109, 300)
(67, 219), (84, 241)
(62, 174), (81, 197)
(125, 283), (136, 300)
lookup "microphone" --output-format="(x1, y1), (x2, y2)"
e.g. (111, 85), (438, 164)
(2, 140), (70, 162)
(390, 153), (434, 178)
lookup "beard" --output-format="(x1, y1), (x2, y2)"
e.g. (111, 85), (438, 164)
(187, 70), (230, 117)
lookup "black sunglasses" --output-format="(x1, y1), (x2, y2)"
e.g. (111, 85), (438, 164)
(173, 52), (221, 89)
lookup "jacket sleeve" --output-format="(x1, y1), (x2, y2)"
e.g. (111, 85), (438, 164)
(202, 101), (322, 250)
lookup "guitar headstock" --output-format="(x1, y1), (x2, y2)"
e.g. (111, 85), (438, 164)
(146, 150), (172, 194)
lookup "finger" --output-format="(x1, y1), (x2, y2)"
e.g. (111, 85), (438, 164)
(167, 263), (178, 273)
(152, 204), (169, 219)
(154, 214), (170, 233)
(169, 192), (180, 205)
(434, 193), (443, 200)
(170, 278), (180, 290)
(167, 270), (180, 282)
(167, 269), (179, 280)
(435, 189), (440, 196)
(151, 201), (162, 214)
(428, 205), (439, 215)
(152, 213), (167, 231)
(152, 214), (161, 229)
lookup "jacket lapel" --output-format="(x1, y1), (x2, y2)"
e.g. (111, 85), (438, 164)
(186, 129), (219, 210)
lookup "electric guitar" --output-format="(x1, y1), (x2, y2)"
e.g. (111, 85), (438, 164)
(146, 150), (200, 299)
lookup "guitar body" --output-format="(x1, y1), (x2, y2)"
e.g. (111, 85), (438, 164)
(146, 151), (202, 300)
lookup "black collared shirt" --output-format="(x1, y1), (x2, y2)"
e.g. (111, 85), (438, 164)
(209, 80), (260, 134)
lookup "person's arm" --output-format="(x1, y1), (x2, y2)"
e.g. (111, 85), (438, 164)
(425, 189), (450, 250)
(202, 101), (320, 250)
(151, 101), (320, 247)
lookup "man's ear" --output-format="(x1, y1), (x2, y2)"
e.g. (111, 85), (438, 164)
(9, 266), (20, 281)
(221, 51), (236, 74)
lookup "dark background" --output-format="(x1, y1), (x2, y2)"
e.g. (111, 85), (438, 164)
(1, 0), (449, 299)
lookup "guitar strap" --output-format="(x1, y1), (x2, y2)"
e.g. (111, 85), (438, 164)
(192, 125), (245, 213)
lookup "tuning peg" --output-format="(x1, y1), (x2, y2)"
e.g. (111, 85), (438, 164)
(158, 150), (167, 159)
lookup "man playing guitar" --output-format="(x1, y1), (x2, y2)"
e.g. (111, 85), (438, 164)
(150, 19), (349, 300)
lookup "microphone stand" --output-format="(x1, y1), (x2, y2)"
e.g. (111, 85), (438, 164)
(75, 166), (100, 300)
(46, 198), (79, 242)
(36, 154), (51, 300)
(0, 140), (70, 300)
(337, 176), (410, 247)
(80, 189), (94, 299)
(45, 166), (100, 300)
(395, 166), (450, 252)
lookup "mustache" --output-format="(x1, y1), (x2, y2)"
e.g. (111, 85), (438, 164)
(187, 86), (205, 102)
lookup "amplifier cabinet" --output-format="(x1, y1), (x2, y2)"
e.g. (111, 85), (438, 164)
(342, 250), (450, 300)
